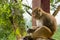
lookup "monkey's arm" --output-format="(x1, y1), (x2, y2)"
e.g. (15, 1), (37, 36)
(52, 5), (60, 16)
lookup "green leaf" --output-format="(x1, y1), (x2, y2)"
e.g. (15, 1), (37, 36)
(50, 0), (54, 3)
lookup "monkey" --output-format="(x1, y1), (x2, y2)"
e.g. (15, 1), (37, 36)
(31, 7), (57, 39)
(24, 7), (57, 40)
(27, 5), (60, 34)
(23, 6), (60, 40)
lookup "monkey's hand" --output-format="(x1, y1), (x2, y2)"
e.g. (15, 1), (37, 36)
(27, 26), (39, 33)
(27, 28), (35, 33)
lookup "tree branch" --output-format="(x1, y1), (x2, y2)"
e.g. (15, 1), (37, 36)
(25, 9), (32, 16)
(52, 5), (60, 16)
(22, 4), (32, 10)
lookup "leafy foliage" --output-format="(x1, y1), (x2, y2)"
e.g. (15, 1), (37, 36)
(50, 0), (60, 10)
(0, 0), (26, 40)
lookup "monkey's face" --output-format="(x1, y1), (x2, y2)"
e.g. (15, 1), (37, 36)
(32, 8), (42, 19)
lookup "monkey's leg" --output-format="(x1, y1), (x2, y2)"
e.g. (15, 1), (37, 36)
(31, 26), (53, 39)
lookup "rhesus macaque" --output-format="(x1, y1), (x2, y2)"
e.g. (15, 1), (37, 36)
(23, 7), (57, 40)
(24, 6), (60, 40)
(23, 5), (60, 40)
(31, 7), (57, 39)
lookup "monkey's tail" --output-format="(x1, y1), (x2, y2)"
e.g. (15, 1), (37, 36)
(52, 5), (60, 17)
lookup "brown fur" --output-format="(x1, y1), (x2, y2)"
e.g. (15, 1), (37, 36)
(32, 7), (57, 39)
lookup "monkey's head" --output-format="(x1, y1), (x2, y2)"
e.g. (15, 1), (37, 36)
(32, 7), (43, 19)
